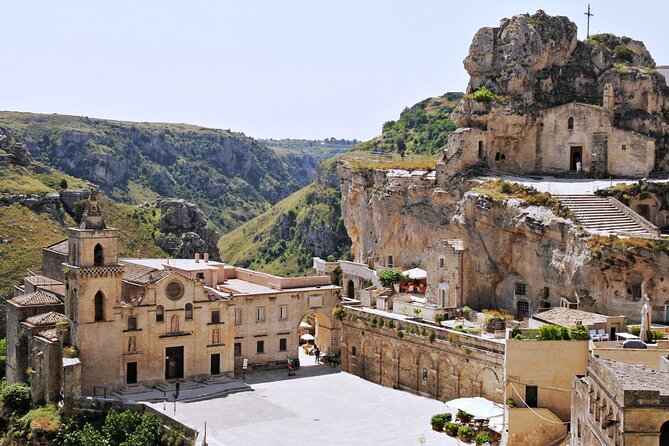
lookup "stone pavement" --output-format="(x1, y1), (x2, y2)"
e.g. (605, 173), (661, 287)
(494, 174), (669, 195)
(145, 352), (470, 445)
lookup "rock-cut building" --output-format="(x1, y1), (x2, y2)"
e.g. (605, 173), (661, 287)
(6, 196), (341, 403)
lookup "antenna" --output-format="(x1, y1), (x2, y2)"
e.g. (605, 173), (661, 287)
(584, 4), (594, 39)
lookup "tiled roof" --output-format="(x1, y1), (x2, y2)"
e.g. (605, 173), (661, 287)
(45, 239), (68, 255)
(533, 307), (609, 327)
(24, 311), (65, 327)
(36, 328), (59, 342)
(600, 358), (669, 395)
(121, 261), (171, 284)
(11, 290), (62, 306)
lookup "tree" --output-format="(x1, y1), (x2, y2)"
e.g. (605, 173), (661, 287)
(377, 268), (404, 291)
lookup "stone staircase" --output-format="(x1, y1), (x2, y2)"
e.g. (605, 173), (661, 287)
(555, 194), (661, 238)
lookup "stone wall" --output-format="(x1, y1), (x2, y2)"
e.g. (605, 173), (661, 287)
(340, 307), (504, 402)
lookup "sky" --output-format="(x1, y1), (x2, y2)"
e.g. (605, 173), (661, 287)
(2, 1), (667, 140)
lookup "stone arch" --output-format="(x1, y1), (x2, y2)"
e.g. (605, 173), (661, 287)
(660, 420), (669, 446)
(457, 363), (478, 398)
(347, 280), (355, 299)
(94, 243), (104, 267)
(567, 116), (574, 130)
(94, 291), (105, 322)
(437, 358), (457, 401)
(379, 341), (397, 388)
(343, 333), (360, 375)
(298, 309), (336, 352)
(479, 366), (502, 401)
(362, 337), (379, 383)
(397, 346), (415, 391)
(417, 351), (436, 395)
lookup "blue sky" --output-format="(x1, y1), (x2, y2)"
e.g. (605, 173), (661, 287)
(2, 1), (666, 140)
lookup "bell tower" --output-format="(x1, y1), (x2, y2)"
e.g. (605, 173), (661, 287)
(64, 193), (123, 380)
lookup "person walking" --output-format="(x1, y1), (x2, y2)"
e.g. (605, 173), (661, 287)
(174, 379), (180, 400)
(576, 160), (582, 174)
(314, 347), (321, 364)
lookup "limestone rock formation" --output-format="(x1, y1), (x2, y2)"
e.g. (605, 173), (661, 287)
(156, 199), (221, 260)
(0, 126), (33, 166)
(452, 10), (669, 169)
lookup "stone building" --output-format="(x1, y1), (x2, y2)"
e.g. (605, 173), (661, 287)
(571, 356), (669, 445)
(440, 86), (656, 179)
(7, 196), (341, 401)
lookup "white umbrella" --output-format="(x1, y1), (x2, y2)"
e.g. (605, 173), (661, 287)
(402, 268), (427, 280)
(445, 397), (504, 427)
(299, 321), (312, 329)
(640, 294), (652, 343)
(300, 333), (315, 341)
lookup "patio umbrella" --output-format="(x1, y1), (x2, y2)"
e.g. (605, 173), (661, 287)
(640, 294), (652, 343)
(299, 321), (312, 329)
(402, 268), (427, 280)
(300, 334), (315, 341)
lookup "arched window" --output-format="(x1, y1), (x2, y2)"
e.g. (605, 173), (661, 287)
(156, 305), (164, 323)
(567, 116), (574, 130)
(94, 291), (104, 322)
(94, 244), (104, 267)
(185, 303), (193, 320)
(660, 420), (669, 446)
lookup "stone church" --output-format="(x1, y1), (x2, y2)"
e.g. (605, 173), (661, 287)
(6, 196), (341, 403)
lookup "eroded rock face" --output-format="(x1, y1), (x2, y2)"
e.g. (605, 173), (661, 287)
(338, 163), (669, 323)
(0, 126), (33, 166)
(156, 199), (221, 260)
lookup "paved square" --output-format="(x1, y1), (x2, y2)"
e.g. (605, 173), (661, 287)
(150, 362), (468, 445)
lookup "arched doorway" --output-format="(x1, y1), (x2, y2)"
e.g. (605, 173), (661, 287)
(347, 280), (355, 299)
(94, 243), (104, 266)
(661, 420), (669, 446)
(297, 310), (336, 365)
(570, 147), (582, 171)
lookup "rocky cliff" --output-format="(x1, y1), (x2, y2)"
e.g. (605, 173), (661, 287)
(453, 10), (669, 168)
(338, 162), (669, 323)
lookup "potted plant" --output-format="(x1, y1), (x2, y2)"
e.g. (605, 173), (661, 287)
(506, 398), (516, 408)
(475, 433), (491, 445)
(457, 426), (474, 443)
(444, 422), (459, 437)
(456, 409), (473, 424)
(430, 415), (445, 431)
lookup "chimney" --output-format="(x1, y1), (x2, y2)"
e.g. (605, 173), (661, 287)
(204, 253), (209, 263)
(195, 253), (200, 263)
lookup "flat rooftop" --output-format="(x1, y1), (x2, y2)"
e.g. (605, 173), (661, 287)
(533, 307), (618, 327)
(601, 358), (669, 394)
(122, 258), (223, 271)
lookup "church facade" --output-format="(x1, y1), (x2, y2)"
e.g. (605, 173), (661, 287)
(6, 197), (341, 401)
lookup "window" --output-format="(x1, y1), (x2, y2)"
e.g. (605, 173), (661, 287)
(439, 257), (445, 269)
(234, 342), (242, 357)
(478, 140), (483, 159)
(166, 281), (184, 300)
(351, 346), (357, 357)
(196, 272), (204, 280)
(94, 244), (104, 267)
(279, 338), (287, 351)
(211, 310), (220, 324)
(256, 340), (265, 354)
(185, 303), (193, 320)
(621, 144), (627, 150)
(279, 305), (287, 320)
(256, 307), (266, 323)
(515, 282), (527, 296)
(387, 255), (393, 267)
(517, 301), (529, 320)
(156, 305), (164, 322)
(495, 152), (501, 161)
(94, 291), (104, 322)
(127, 316), (137, 331)
(422, 368), (428, 381)
(567, 116), (574, 130)
(234, 309), (242, 325)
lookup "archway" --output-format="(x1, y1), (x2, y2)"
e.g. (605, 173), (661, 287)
(94, 243), (104, 267)
(397, 347), (415, 391)
(297, 310), (336, 366)
(570, 147), (582, 171)
(660, 420), (669, 446)
(347, 280), (355, 299)
(94, 291), (104, 322)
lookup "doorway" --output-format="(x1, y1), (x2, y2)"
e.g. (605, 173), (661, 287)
(525, 385), (538, 408)
(165, 346), (184, 380)
(126, 362), (137, 384)
(347, 280), (355, 299)
(210, 353), (220, 375)
(570, 146), (582, 171)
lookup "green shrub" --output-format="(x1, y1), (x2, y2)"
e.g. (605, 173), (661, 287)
(538, 324), (565, 340)
(475, 433), (491, 445)
(377, 268), (404, 288)
(456, 409), (472, 423)
(569, 325), (590, 340)
(388, 320), (396, 329)
(332, 306), (345, 321)
(471, 86), (496, 102)
(59, 178), (69, 189)
(613, 45), (634, 63)
(457, 425), (474, 439)
(444, 422), (459, 435)
(430, 415), (445, 430)
(434, 314), (445, 324)
(2, 382), (32, 417)
(500, 181), (513, 194)
(428, 332), (436, 343)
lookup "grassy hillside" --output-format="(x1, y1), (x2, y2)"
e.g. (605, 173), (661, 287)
(219, 180), (351, 277)
(355, 92), (463, 155)
(0, 112), (314, 232)
(262, 138), (356, 162)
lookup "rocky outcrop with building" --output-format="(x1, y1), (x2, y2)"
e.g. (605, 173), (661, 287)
(449, 10), (669, 175)
(338, 162), (669, 323)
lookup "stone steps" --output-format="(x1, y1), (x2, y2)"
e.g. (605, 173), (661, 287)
(555, 194), (659, 238)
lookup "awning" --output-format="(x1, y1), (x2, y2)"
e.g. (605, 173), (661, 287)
(445, 397), (504, 432)
(299, 321), (312, 329)
(402, 268), (427, 280)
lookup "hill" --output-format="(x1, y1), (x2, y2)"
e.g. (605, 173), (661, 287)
(218, 160), (351, 277)
(262, 138), (356, 162)
(0, 112), (317, 232)
(355, 92), (462, 155)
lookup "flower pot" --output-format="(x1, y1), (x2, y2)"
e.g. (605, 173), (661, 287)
(458, 435), (472, 443)
(432, 424), (442, 431)
(445, 430), (457, 437)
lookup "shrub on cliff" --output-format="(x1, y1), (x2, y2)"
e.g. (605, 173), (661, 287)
(613, 45), (634, 63)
